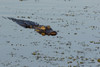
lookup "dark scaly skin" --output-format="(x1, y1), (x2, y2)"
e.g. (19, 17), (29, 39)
(7, 17), (57, 36)
(7, 17), (39, 28)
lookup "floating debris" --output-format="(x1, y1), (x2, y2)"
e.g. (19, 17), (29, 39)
(32, 52), (36, 55)
(19, 0), (27, 1)
(97, 58), (100, 63)
(74, 33), (77, 35)
(94, 42), (100, 44)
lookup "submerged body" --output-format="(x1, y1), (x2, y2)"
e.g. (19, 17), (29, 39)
(7, 17), (57, 36)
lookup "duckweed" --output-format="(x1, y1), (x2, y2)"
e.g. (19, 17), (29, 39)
(80, 62), (84, 64)
(97, 58), (100, 62)
(32, 52), (36, 55)
(68, 57), (73, 59)
(90, 41), (94, 43)
(73, 59), (76, 61)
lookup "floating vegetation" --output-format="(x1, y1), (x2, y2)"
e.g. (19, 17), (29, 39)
(90, 41), (94, 43)
(90, 41), (100, 44)
(94, 42), (100, 44)
(32, 51), (40, 55)
(6, 41), (10, 43)
(27, 16), (31, 19)
(19, 0), (27, 1)
(19, 0), (23, 1)
(74, 33), (77, 35)
(32, 52), (36, 55)
(80, 62), (84, 64)
(97, 58), (100, 63)
(17, 16), (32, 19)
(67, 61), (72, 64)
(1, 0), (100, 67)
(89, 26), (99, 30)
(65, 13), (75, 16)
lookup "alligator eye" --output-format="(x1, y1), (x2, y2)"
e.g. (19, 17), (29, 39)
(50, 31), (57, 36)
(40, 26), (46, 30)
(29, 25), (32, 28)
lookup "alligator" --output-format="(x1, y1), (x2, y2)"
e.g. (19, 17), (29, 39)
(6, 17), (57, 36)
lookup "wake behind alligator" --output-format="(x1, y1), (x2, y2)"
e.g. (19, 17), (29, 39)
(6, 17), (57, 36)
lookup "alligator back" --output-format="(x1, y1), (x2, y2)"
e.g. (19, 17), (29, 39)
(8, 17), (39, 28)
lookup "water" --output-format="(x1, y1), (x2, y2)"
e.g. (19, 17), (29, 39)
(0, 0), (100, 67)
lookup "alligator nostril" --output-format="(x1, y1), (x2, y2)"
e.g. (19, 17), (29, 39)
(50, 31), (57, 36)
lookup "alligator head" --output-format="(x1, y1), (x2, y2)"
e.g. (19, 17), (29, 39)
(35, 25), (57, 36)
